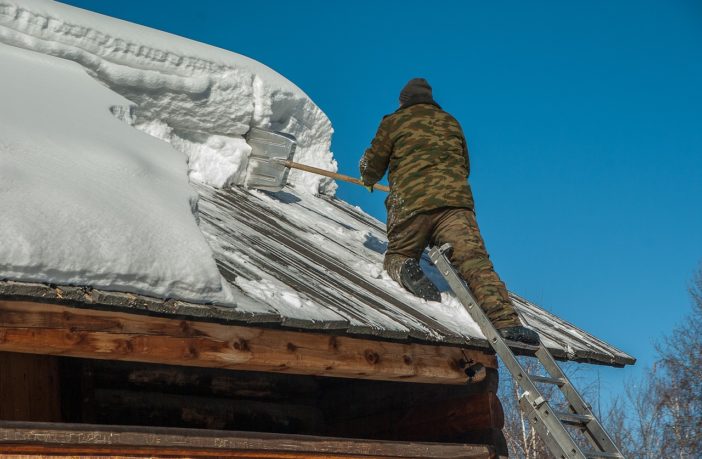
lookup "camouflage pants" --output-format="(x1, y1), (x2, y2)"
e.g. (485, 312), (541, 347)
(384, 207), (521, 329)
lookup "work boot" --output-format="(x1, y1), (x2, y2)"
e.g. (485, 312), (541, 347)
(400, 259), (441, 302)
(498, 325), (540, 346)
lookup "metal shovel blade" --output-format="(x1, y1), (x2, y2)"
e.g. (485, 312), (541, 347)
(244, 127), (297, 192)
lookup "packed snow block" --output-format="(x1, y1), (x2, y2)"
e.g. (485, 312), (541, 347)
(0, 42), (231, 303)
(0, 0), (338, 304)
(0, 0), (336, 194)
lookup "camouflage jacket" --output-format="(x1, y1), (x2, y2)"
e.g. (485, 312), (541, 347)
(359, 102), (474, 230)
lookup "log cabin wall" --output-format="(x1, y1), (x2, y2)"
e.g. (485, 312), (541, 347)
(58, 357), (326, 434)
(0, 352), (506, 455)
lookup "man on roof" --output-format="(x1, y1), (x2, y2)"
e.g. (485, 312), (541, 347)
(359, 78), (539, 345)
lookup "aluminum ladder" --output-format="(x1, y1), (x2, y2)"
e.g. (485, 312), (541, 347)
(429, 244), (625, 459)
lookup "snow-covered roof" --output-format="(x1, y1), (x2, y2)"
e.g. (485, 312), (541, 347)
(194, 183), (634, 366)
(0, 180), (635, 366)
(0, 0), (634, 367)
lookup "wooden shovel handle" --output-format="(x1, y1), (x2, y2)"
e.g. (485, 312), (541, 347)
(282, 160), (390, 192)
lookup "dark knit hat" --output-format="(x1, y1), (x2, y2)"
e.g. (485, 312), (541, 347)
(399, 78), (432, 104)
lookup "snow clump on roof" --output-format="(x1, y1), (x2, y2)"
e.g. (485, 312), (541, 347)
(0, 0), (337, 195)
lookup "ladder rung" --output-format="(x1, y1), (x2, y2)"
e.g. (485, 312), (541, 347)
(529, 374), (566, 386)
(584, 452), (624, 459)
(555, 411), (593, 425)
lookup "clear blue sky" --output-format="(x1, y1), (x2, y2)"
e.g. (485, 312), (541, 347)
(62, 0), (702, 401)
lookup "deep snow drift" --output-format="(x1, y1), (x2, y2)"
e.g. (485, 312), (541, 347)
(0, 0), (336, 194)
(0, 42), (233, 302)
(0, 0), (336, 303)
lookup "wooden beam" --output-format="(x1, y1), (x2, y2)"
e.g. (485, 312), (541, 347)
(0, 421), (495, 458)
(0, 301), (496, 385)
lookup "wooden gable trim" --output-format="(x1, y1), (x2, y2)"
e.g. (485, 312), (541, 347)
(0, 300), (496, 385)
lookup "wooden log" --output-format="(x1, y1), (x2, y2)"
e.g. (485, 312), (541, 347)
(393, 392), (504, 440)
(447, 428), (509, 459)
(71, 358), (501, 441)
(88, 359), (321, 401)
(0, 421), (496, 458)
(325, 391), (503, 441)
(0, 352), (61, 422)
(0, 300), (496, 385)
(318, 368), (499, 422)
(60, 359), (326, 432)
(80, 358), (501, 439)
(91, 388), (324, 433)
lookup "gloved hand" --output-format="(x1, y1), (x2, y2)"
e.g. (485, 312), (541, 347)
(364, 184), (374, 193)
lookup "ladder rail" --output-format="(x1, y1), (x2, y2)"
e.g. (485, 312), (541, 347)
(429, 245), (626, 459)
(429, 246), (589, 459)
(535, 347), (621, 453)
(519, 397), (580, 459)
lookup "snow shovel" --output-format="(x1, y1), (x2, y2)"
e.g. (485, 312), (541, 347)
(244, 127), (389, 193)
